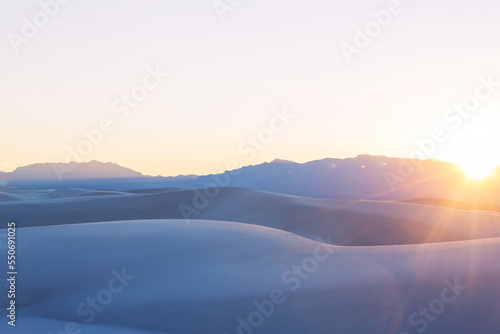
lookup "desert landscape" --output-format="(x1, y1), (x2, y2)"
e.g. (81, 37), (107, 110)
(2, 0), (500, 333)
(1, 159), (500, 333)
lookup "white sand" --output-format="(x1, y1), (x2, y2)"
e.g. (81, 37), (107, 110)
(0, 187), (499, 333)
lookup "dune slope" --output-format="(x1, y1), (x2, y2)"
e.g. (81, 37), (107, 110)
(2, 187), (500, 246)
(1, 220), (499, 334)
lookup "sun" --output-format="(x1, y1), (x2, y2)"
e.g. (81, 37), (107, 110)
(457, 158), (497, 179)
(439, 124), (500, 180)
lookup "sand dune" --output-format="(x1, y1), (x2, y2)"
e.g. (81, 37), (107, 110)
(1, 220), (499, 333)
(2, 187), (500, 246)
(1, 187), (500, 333)
(0, 192), (23, 202)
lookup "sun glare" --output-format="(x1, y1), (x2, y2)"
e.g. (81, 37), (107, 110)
(440, 124), (500, 180)
(457, 159), (497, 179)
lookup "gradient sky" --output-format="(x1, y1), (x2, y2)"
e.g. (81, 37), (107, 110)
(1, 0), (500, 176)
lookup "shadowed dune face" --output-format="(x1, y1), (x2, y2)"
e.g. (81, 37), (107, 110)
(2, 187), (500, 246)
(0, 192), (24, 202)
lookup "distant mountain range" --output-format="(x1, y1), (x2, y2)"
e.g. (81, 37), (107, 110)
(1, 155), (499, 201)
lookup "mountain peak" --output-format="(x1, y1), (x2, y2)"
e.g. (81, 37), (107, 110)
(6, 161), (143, 181)
(270, 158), (297, 164)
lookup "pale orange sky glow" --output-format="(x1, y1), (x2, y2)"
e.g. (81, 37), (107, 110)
(1, 0), (500, 177)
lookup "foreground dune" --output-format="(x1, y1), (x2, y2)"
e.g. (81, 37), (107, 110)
(1, 219), (499, 334)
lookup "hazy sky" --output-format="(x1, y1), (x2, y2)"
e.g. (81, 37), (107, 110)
(1, 0), (500, 176)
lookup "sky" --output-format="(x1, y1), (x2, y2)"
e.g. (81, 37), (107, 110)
(1, 0), (500, 176)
